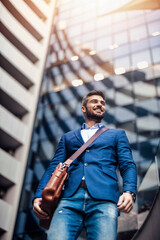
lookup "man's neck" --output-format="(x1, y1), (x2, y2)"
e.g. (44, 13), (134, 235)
(85, 119), (101, 127)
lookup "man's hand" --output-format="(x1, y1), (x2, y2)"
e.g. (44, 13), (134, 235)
(117, 192), (133, 213)
(33, 198), (49, 220)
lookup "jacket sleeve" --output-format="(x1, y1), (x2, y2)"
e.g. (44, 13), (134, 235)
(33, 134), (67, 200)
(116, 130), (137, 195)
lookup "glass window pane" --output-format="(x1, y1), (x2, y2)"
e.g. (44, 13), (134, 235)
(149, 35), (160, 48)
(61, 64), (70, 74)
(83, 20), (95, 32)
(98, 50), (113, 61)
(130, 25), (147, 42)
(49, 52), (57, 64)
(131, 39), (149, 53)
(127, 10), (144, 19)
(51, 67), (60, 76)
(114, 56), (130, 70)
(148, 21), (160, 35)
(71, 6), (82, 17)
(134, 81), (156, 99)
(81, 55), (94, 67)
(96, 15), (112, 28)
(152, 47), (160, 64)
(115, 92), (134, 106)
(96, 27), (111, 38)
(39, 139), (55, 160)
(68, 25), (81, 38)
(55, 75), (63, 85)
(112, 22), (127, 33)
(59, 10), (70, 19)
(137, 115), (160, 131)
(67, 15), (84, 26)
(111, 75), (130, 88)
(128, 14), (145, 28)
(96, 37), (112, 51)
(61, 40), (68, 49)
(114, 31), (128, 45)
(83, 11), (96, 21)
(57, 31), (65, 41)
(131, 50), (151, 68)
(82, 32), (95, 42)
(54, 42), (60, 51)
(114, 106), (136, 123)
(113, 45), (130, 58)
(113, 12), (126, 23)
(135, 99), (159, 114)
(58, 50), (64, 61)
(146, 10), (160, 22)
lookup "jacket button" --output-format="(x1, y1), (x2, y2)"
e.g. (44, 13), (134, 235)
(86, 150), (90, 152)
(84, 163), (88, 166)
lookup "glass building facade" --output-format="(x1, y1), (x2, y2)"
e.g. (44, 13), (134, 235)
(14, 0), (160, 239)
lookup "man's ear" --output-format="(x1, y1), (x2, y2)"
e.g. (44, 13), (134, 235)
(81, 106), (86, 113)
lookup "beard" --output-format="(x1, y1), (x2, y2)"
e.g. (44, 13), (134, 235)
(85, 106), (105, 121)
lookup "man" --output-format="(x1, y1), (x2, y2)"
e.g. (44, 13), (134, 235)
(33, 90), (137, 240)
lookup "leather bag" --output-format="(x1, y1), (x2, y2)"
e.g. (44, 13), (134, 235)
(40, 127), (108, 229)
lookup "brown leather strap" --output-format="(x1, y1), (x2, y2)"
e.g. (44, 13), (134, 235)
(64, 127), (109, 166)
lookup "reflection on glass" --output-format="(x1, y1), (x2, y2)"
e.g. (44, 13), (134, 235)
(148, 20), (160, 35)
(129, 14), (145, 29)
(96, 37), (112, 51)
(114, 31), (128, 45)
(131, 39), (149, 53)
(113, 44), (129, 57)
(152, 47), (160, 64)
(114, 56), (130, 70)
(132, 50), (151, 68)
(68, 25), (81, 38)
(134, 81), (156, 98)
(130, 25), (147, 42)
(149, 35), (160, 47)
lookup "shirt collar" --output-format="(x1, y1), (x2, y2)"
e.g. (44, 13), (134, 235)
(81, 123), (103, 129)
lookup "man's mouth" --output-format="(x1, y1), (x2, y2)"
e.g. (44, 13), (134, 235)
(94, 108), (103, 113)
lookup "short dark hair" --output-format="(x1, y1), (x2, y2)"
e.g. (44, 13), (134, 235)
(82, 90), (105, 107)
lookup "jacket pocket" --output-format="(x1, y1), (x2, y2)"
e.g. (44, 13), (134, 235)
(101, 166), (118, 181)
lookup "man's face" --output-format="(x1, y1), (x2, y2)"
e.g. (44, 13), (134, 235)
(82, 95), (106, 121)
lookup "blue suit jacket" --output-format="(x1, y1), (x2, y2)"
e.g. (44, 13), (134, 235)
(34, 127), (137, 204)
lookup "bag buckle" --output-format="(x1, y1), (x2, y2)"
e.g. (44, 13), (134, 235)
(60, 163), (67, 170)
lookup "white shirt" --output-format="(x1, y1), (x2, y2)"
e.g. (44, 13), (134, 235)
(80, 123), (104, 180)
(81, 123), (103, 143)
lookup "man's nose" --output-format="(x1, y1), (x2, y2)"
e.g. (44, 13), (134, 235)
(96, 102), (103, 107)
(98, 101), (103, 105)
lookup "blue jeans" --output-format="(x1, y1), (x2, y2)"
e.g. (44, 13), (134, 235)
(47, 187), (118, 240)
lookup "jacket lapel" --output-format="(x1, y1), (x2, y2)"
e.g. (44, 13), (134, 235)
(88, 126), (106, 148)
(74, 128), (84, 145)
(74, 126), (107, 147)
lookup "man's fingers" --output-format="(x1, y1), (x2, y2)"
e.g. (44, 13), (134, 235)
(119, 201), (133, 212)
(34, 210), (50, 219)
(126, 205), (133, 213)
(33, 205), (49, 217)
(117, 193), (133, 213)
(117, 195), (124, 206)
(33, 198), (49, 219)
(33, 207), (50, 219)
(122, 202), (133, 213)
(34, 204), (48, 216)
(119, 203), (133, 213)
(117, 199), (130, 210)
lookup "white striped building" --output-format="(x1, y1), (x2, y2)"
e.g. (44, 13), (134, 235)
(0, 1), (56, 239)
